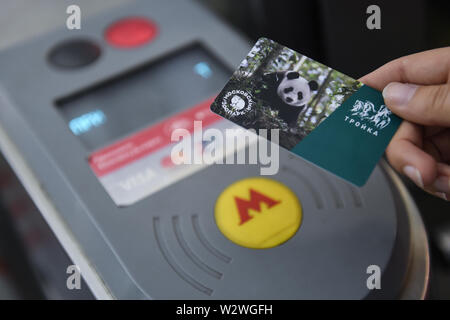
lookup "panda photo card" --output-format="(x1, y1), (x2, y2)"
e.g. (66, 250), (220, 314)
(210, 38), (402, 186)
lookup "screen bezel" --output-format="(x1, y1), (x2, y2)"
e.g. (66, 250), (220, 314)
(55, 42), (232, 153)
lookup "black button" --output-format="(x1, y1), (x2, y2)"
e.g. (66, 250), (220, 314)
(48, 39), (101, 69)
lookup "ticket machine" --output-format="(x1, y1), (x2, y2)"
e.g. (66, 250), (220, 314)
(0, 0), (429, 299)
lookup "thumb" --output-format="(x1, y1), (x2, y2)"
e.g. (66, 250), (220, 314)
(382, 82), (450, 126)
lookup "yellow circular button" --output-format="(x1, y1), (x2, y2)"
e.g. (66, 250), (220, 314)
(215, 177), (302, 249)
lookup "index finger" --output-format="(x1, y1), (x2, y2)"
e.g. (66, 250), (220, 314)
(386, 120), (438, 187)
(359, 47), (450, 91)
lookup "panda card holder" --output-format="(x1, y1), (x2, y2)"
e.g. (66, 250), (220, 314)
(210, 38), (402, 186)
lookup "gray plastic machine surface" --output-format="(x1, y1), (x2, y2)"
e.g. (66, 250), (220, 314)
(0, 0), (427, 299)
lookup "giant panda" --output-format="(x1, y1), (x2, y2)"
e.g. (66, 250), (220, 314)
(257, 71), (319, 128)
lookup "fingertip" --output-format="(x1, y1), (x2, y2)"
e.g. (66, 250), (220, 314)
(386, 139), (438, 187)
(359, 74), (383, 91)
(382, 82), (418, 109)
(406, 152), (437, 187)
(402, 165), (424, 188)
(437, 163), (450, 176)
(434, 192), (448, 202)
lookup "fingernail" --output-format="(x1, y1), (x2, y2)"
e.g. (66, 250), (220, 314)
(382, 82), (418, 107)
(403, 165), (424, 188)
(434, 192), (448, 201)
(433, 176), (450, 194)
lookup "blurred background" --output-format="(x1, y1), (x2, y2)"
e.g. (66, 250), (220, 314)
(0, 0), (449, 299)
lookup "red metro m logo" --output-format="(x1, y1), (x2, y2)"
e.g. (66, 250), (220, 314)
(234, 189), (280, 225)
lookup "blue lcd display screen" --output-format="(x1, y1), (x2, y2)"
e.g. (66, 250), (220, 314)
(56, 44), (230, 151)
(69, 110), (106, 136)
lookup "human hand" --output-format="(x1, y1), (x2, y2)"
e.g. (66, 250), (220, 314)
(360, 47), (450, 201)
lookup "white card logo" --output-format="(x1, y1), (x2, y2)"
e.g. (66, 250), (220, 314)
(230, 95), (246, 110)
(350, 100), (392, 130)
(221, 90), (253, 117)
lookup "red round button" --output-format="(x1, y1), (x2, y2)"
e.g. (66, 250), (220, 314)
(105, 17), (158, 48)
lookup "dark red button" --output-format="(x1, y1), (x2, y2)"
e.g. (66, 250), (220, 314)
(105, 17), (158, 48)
